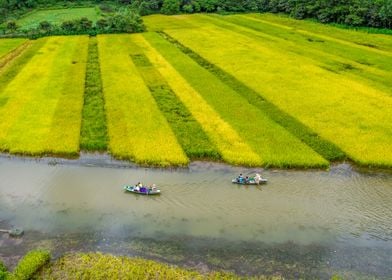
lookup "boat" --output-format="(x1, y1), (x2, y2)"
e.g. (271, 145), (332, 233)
(123, 185), (161, 195)
(232, 174), (268, 185)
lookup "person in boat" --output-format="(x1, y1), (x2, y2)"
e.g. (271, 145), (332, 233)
(237, 174), (244, 183)
(140, 186), (147, 193)
(245, 176), (249, 183)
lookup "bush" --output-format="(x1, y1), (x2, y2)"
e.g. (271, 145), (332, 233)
(161, 0), (180, 15)
(12, 250), (50, 280)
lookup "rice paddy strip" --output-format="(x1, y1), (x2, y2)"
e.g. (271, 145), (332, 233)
(0, 41), (32, 71)
(0, 39), (27, 58)
(129, 34), (262, 166)
(80, 37), (108, 151)
(130, 53), (221, 160)
(97, 34), (188, 166)
(3, 36), (88, 155)
(0, 37), (57, 151)
(45, 36), (89, 155)
(0, 39), (47, 94)
(142, 32), (328, 168)
(163, 25), (392, 167)
(159, 31), (343, 162)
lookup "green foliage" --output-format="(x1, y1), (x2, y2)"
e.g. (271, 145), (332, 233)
(0, 261), (8, 280)
(80, 37), (108, 151)
(161, 0), (180, 15)
(12, 250), (50, 280)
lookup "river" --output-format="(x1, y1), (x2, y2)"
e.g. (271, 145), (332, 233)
(0, 154), (391, 279)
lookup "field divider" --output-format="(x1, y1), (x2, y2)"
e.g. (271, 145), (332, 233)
(130, 34), (262, 166)
(129, 53), (221, 160)
(80, 36), (108, 151)
(158, 31), (346, 162)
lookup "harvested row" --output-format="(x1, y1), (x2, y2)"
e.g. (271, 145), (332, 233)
(80, 37), (108, 151)
(0, 36), (88, 155)
(129, 53), (221, 160)
(129, 34), (262, 166)
(163, 23), (392, 167)
(139, 32), (327, 168)
(97, 34), (188, 166)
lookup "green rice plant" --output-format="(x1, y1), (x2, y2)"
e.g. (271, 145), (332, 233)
(37, 252), (274, 279)
(97, 34), (188, 166)
(130, 34), (262, 166)
(0, 36), (88, 156)
(130, 53), (221, 160)
(16, 7), (101, 30)
(80, 36), (108, 151)
(141, 32), (328, 168)
(0, 39), (27, 60)
(162, 22), (392, 167)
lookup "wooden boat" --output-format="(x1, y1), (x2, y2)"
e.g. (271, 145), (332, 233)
(123, 185), (161, 195)
(232, 174), (268, 185)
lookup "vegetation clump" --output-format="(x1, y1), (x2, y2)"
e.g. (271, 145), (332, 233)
(11, 250), (50, 280)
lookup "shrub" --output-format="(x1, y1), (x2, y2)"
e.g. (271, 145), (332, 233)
(12, 250), (50, 280)
(161, 0), (180, 15)
(6, 21), (18, 32)
(38, 20), (53, 32)
(0, 261), (8, 280)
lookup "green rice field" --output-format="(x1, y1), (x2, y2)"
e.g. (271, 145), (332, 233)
(0, 13), (391, 168)
(16, 7), (101, 30)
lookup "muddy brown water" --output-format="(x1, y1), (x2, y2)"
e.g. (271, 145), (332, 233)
(0, 154), (391, 279)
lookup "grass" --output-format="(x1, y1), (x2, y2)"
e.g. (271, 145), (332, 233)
(141, 32), (328, 168)
(80, 36), (108, 151)
(16, 7), (101, 30)
(0, 36), (88, 156)
(151, 15), (392, 167)
(35, 252), (274, 279)
(97, 34), (188, 166)
(129, 53), (221, 160)
(130, 34), (263, 166)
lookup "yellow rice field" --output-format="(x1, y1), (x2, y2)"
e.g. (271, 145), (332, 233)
(0, 36), (88, 156)
(147, 15), (392, 167)
(0, 13), (390, 168)
(97, 34), (188, 166)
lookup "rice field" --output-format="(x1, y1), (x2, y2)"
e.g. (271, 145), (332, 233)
(144, 14), (392, 167)
(0, 36), (88, 156)
(0, 13), (390, 167)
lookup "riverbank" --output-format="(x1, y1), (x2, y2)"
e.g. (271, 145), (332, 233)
(3, 251), (275, 280)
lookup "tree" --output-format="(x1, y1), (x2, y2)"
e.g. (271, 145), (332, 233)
(161, 0), (180, 14)
(6, 20), (18, 32)
(38, 20), (52, 31)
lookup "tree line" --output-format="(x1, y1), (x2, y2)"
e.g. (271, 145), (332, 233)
(1, 0), (391, 29)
